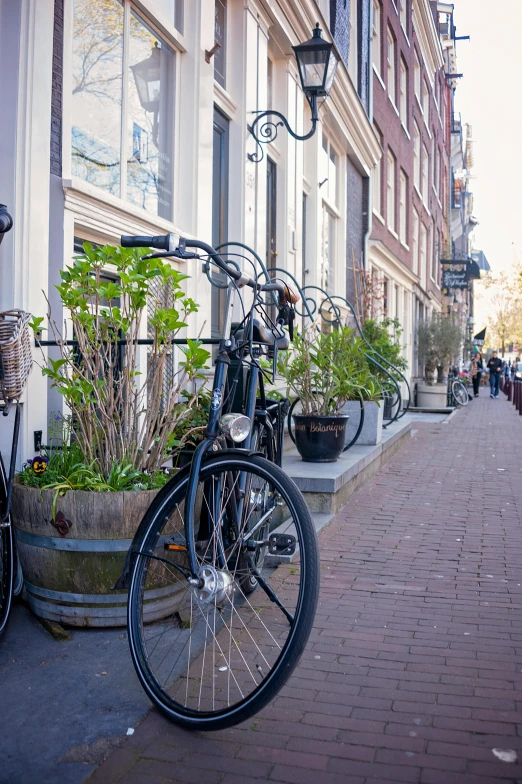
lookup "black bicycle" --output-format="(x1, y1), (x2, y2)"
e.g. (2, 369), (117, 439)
(116, 233), (320, 731)
(448, 367), (469, 407)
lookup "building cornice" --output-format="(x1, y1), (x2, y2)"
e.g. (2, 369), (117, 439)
(413, 0), (444, 80)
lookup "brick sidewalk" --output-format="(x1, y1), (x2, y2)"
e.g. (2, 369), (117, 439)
(89, 395), (522, 784)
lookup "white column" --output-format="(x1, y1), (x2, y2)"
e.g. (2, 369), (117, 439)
(0, 0), (54, 462)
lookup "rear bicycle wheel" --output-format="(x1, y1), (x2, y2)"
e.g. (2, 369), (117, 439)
(452, 380), (469, 406)
(0, 454), (14, 635)
(127, 452), (319, 731)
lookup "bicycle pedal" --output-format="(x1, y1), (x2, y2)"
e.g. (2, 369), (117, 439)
(268, 533), (296, 556)
(164, 533), (187, 552)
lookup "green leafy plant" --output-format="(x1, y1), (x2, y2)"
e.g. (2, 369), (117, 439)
(416, 313), (463, 384)
(168, 386), (212, 453)
(33, 243), (210, 477)
(17, 413), (170, 518)
(363, 318), (408, 377)
(278, 324), (382, 416)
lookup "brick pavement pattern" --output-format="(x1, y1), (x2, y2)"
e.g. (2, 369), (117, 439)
(89, 396), (522, 784)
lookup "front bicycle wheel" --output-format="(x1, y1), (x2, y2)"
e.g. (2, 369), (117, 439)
(452, 380), (469, 406)
(127, 452), (319, 731)
(0, 454), (14, 635)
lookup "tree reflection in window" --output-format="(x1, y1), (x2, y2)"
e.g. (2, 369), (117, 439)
(72, 0), (123, 195)
(127, 13), (175, 218)
(71, 0), (175, 219)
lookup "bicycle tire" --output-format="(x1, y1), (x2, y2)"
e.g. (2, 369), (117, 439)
(0, 453), (14, 635)
(452, 380), (469, 407)
(127, 452), (319, 731)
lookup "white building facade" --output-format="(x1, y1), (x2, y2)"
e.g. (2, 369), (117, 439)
(0, 0), (380, 460)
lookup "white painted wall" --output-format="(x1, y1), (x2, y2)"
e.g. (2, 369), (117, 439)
(1, 0), (380, 464)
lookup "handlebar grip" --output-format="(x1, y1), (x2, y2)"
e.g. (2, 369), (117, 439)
(0, 206), (13, 235)
(120, 234), (172, 250)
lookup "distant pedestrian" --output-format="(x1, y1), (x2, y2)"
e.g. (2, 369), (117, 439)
(487, 352), (502, 398)
(469, 352), (483, 397)
(504, 361), (509, 378)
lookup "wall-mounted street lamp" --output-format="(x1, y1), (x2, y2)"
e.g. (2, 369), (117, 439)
(248, 24), (339, 163)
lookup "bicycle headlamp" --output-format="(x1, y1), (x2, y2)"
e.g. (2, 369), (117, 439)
(220, 414), (251, 442)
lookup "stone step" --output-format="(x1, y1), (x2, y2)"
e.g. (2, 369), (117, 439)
(282, 419), (412, 514)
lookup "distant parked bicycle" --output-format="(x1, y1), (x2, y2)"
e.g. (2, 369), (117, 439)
(0, 206), (32, 635)
(116, 233), (320, 731)
(448, 367), (469, 407)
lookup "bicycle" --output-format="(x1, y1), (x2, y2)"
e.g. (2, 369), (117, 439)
(116, 232), (320, 731)
(0, 206), (31, 635)
(448, 368), (469, 407)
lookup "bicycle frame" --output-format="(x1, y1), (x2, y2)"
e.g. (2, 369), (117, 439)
(182, 281), (276, 581)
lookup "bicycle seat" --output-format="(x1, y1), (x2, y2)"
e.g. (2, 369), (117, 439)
(235, 319), (289, 350)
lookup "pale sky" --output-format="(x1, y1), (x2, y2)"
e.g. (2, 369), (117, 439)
(453, 0), (520, 334)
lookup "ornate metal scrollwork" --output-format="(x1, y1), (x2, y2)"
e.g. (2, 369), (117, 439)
(247, 95), (319, 163)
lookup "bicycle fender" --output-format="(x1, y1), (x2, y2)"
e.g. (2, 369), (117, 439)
(112, 448), (265, 590)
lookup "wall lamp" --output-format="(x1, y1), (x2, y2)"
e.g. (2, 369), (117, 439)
(247, 24), (338, 163)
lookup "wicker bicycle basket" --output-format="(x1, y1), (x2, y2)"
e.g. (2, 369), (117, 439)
(0, 310), (33, 402)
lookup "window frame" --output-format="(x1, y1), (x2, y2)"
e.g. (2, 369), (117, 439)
(421, 143), (429, 204)
(422, 78), (430, 121)
(70, 0), (181, 222)
(400, 0), (408, 36)
(387, 26), (397, 108)
(414, 50), (421, 102)
(399, 57), (408, 129)
(399, 168), (408, 246)
(372, 0), (382, 77)
(386, 148), (396, 233)
(413, 121), (420, 194)
(419, 221), (427, 289)
(372, 124), (383, 218)
(412, 207), (419, 276)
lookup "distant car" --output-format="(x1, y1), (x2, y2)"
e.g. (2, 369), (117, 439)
(514, 362), (522, 379)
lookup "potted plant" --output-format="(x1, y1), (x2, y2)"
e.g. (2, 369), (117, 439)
(278, 325), (380, 461)
(13, 242), (210, 627)
(416, 313), (463, 408)
(362, 317), (408, 421)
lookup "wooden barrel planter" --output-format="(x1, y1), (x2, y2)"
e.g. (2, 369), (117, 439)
(11, 484), (182, 627)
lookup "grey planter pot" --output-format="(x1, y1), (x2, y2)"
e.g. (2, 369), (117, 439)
(342, 400), (383, 445)
(416, 383), (447, 408)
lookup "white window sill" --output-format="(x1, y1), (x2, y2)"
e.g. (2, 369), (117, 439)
(425, 123), (432, 139)
(401, 26), (410, 45)
(388, 227), (399, 239)
(373, 66), (386, 90)
(389, 99), (400, 117)
(401, 122), (410, 139)
(373, 209), (385, 224)
(400, 240), (410, 251)
(414, 185), (422, 199)
(64, 177), (180, 235)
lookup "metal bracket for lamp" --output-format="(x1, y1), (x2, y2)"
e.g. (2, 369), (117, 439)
(247, 94), (319, 163)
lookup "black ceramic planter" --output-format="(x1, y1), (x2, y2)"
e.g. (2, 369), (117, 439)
(293, 414), (350, 463)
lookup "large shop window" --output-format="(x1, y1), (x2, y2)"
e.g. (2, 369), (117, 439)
(72, 0), (176, 220)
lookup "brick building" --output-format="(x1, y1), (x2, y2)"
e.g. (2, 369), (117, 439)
(368, 0), (452, 377)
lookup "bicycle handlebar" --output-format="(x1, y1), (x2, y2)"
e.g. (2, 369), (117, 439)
(0, 205), (13, 235)
(121, 233), (176, 251)
(120, 234), (299, 306)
